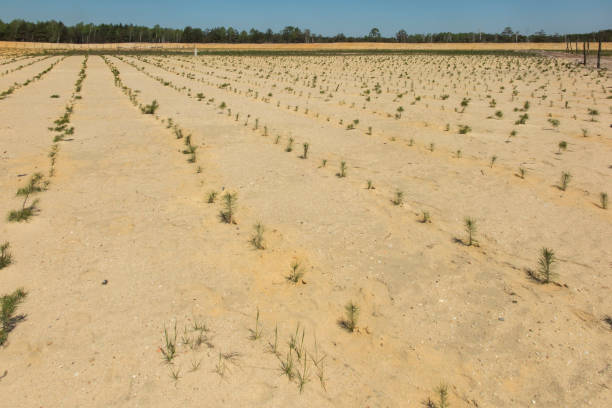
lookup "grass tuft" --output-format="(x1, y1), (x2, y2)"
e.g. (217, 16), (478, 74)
(161, 322), (177, 363)
(249, 307), (263, 340)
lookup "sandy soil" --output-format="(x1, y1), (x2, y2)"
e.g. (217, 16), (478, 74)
(0, 51), (611, 407)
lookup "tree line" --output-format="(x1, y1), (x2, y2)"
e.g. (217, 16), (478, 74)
(0, 19), (609, 44)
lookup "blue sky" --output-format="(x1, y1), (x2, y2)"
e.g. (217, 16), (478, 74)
(1, 0), (610, 36)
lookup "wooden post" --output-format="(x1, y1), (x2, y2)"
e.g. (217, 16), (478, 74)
(583, 41), (587, 65)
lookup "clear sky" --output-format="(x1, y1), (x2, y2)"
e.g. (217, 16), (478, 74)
(1, 0), (610, 36)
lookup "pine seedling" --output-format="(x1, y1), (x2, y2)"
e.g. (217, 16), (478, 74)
(600, 192), (608, 209)
(518, 166), (526, 179)
(17, 173), (44, 208)
(558, 141), (567, 153)
(8, 173), (45, 222)
(207, 191), (217, 203)
(538, 247), (557, 283)
(0, 288), (27, 346)
(421, 211), (431, 223)
(301, 143), (309, 159)
(367, 180), (374, 190)
(285, 137), (294, 152)
(342, 302), (359, 332)
(588, 108), (599, 121)
(287, 260), (304, 283)
(392, 190), (404, 206)
(250, 222), (265, 250)
(0, 242), (12, 270)
(464, 217), (477, 246)
(559, 171), (572, 191)
(142, 100), (159, 114)
(337, 161), (347, 178)
(220, 192), (237, 224)
(436, 384), (449, 408)
(490, 155), (497, 168)
(548, 118), (560, 130)
(458, 125), (471, 134)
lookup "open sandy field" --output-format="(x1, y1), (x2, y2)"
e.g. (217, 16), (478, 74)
(0, 49), (611, 407)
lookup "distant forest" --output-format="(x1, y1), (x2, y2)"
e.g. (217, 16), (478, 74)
(0, 19), (610, 44)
